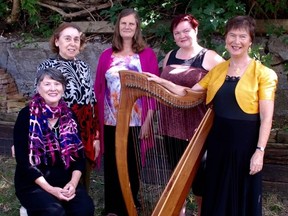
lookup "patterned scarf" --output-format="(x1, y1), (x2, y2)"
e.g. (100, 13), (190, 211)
(28, 93), (83, 168)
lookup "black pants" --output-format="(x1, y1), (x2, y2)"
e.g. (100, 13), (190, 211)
(17, 185), (94, 216)
(103, 125), (141, 216)
(164, 135), (206, 196)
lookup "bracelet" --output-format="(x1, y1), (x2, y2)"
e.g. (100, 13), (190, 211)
(256, 146), (265, 152)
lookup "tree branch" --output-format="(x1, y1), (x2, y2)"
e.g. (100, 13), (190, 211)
(37, 1), (113, 19)
(6, 0), (21, 24)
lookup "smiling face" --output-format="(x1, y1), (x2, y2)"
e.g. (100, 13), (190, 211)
(119, 14), (137, 40)
(173, 21), (197, 49)
(37, 75), (64, 107)
(225, 28), (252, 58)
(55, 27), (81, 60)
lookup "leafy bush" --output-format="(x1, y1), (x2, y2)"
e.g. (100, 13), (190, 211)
(2, 0), (286, 66)
(248, 0), (288, 19)
(0, 0), (10, 18)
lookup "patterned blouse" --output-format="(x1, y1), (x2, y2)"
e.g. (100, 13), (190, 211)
(104, 54), (142, 126)
(37, 56), (96, 107)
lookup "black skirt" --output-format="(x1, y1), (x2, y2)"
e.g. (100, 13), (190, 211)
(201, 115), (262, 216)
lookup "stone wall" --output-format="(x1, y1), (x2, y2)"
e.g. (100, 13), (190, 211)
(263, 129), (288, 196)
(0, 35), (287, 126)
(0, 37), (110, 96)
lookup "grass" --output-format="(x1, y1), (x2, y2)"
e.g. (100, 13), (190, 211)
(0, 155), (287, 216)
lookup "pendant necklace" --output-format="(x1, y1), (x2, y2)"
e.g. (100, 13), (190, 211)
(48, 119), (59, 138)
(230, 59), (251, 76)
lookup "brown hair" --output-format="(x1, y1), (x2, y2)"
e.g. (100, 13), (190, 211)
(112, 8), (146, 53)
(170, 14), (199, 33)
(49, 22), (86, 53)
(224, 16), (256, 42)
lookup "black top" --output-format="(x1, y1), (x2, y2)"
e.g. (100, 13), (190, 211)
(14, 106), (85, 193)
(166, 48), (207, 69)
(213, 76), (260, 121)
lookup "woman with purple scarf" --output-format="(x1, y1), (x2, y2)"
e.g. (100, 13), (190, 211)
(13, 68), (94, 216)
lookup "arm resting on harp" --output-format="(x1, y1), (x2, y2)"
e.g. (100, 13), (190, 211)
(144, 72), (205, 96)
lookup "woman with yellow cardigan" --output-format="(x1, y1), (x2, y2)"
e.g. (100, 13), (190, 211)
(145, 15), (278, 216)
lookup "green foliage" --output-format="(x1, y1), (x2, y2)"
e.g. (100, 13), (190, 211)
(0, 0), (10, 18)
(18, 0), (61, 37)
(250, 45), (273, 66)
(99, 3), (126, 24)
(21, 0), (40, 25)
(100, 0), (280, 67)
(139, 0), (246, 58)
(249, 0), (288, 19)
(187, 0), (246, 48)
(265, 25), (286, 37)
(34, 13), (62, 38)
(1, 0), (285, 68)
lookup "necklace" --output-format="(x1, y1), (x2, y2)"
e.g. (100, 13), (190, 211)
(230, 59), (251, 76)
(48, 119), (59, 138)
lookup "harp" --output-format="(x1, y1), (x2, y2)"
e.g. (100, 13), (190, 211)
(115, 70), (214, 216)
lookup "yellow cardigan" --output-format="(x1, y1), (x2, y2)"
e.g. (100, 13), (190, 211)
(199, 59), (278, 114)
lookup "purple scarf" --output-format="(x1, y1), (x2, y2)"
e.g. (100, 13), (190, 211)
(28, 93), (83, 168)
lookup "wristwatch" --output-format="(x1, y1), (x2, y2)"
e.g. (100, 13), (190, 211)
(256, 146), (265, 152)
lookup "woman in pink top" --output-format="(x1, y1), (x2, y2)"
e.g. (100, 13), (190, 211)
(94, 8), (159, 216)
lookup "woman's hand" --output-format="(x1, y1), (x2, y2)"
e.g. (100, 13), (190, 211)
(62, 182), (76, 199)
(93, 139), (100, 160)
(42, 185), (75, 201)
(144, 72), (189, 96)
(144, 72), (163, 84)
(35, 176), (75, 201)
(139, 119), (151, 139)
(249, 99), (274, 176)
(60, 170), (81, 200)
(55, 186), (76, 201)
(139, 110), (154, 140)
(249, 150), (264, 175)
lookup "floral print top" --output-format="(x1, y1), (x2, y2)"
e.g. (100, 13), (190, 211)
(104, 54), (142, 126)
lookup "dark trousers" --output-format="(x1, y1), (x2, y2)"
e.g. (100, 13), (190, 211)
(164, 135), (206, 196)
(103, 125), (141, 216)
(17, 185), (94, 216)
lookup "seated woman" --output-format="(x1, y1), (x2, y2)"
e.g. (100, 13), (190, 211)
(13, 68), (94, 216)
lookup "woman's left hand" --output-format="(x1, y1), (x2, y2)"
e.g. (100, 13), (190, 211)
(62, 182), (76, 198)
(143, 72), (162, 84)
(249, 150), (264, 175)
(139, 123), (150, 139)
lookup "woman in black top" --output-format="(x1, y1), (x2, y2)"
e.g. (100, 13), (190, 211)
(14, 68), (94, 216)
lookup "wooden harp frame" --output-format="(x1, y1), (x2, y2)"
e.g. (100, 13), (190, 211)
(115, 70), (214, 216)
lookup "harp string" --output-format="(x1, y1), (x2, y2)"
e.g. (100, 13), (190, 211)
(127, 90), (170, 215)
